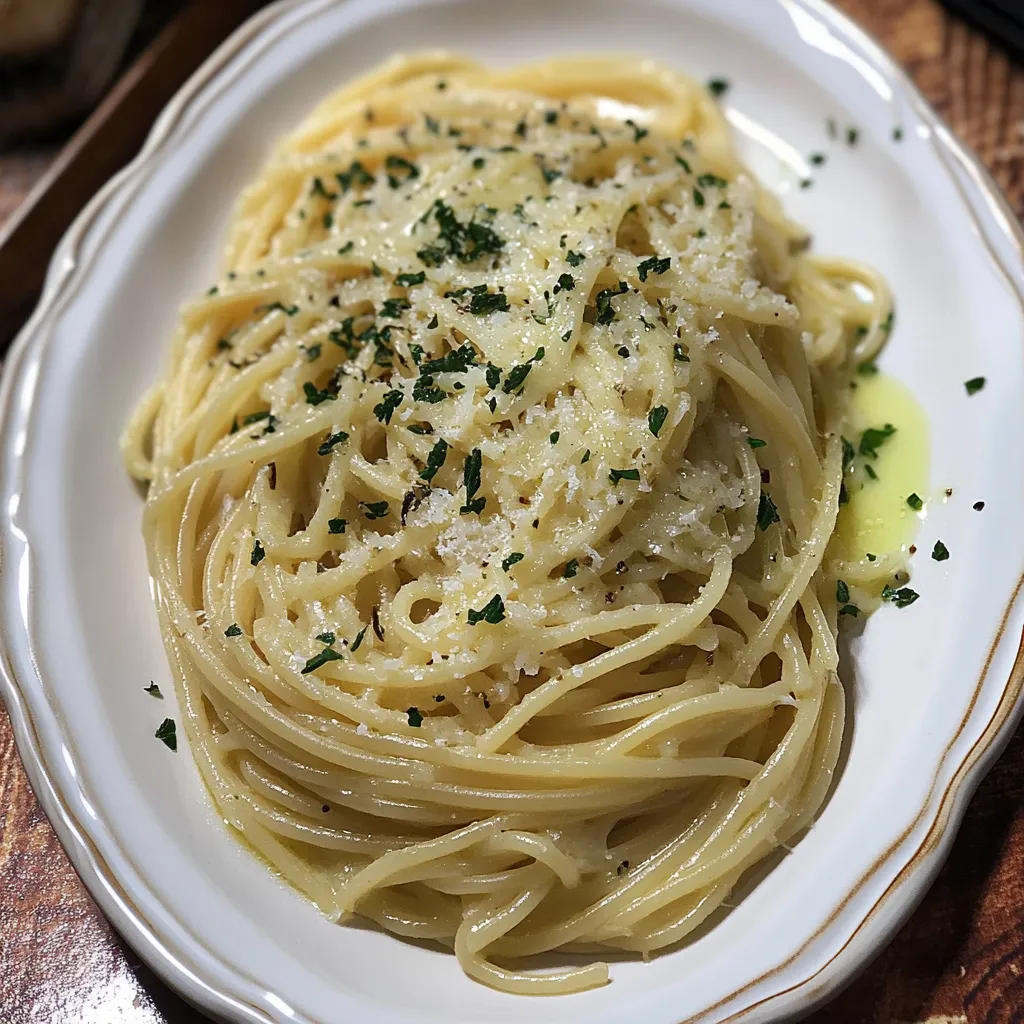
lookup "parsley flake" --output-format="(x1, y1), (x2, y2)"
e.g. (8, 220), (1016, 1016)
(859, 424), (895, 459)
(420, 438), (449, 482)
(594, 281), (628, 325)
(461, 449), (484, 515)
(757, 493), (780, 531)
(964, 376), (986, 396)
(637, 255), (670, 281)
(155, 719), (177, 751)
(301, 647), (343, 674)
(648, 406), (669, 437)
(468, 594), (505, 625)
(469, 291), (509, 315)
(374, 389), (404, 424)
(502, 552), (524, 572)
(303, 381), (336, 406)
(318, 430), (349, 456)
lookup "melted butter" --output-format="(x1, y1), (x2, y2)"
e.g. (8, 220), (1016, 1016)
(835, 371), (929, 559)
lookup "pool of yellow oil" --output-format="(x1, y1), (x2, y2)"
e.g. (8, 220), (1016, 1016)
(835, 371), (929, 560)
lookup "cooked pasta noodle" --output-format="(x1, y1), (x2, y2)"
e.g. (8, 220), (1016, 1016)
(123, 52), (900, 994)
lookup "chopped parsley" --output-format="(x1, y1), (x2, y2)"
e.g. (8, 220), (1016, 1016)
(255, 301), (299, 316)
(468, 594), (506, 625)
(757, 492), (780, 531)
(469, 290), (509, 315)
(385, 154), (420, 189)
(335, 161), (374, 192)
(809, 153), (826, 166)
(858, 424), (895, 459)
(964, 376), (986, 395)
(648, 405), (669, 437)
(421, 343), (477, 375)
(154, 718), (177, 751)
(673, 343), (689, 362)
(251, 539), (265, 566)
(373, 389), (404, 423)
(696, 173), (728, 188)
(554, 273), (575, 293)
(637, 255), (670, 281)
(609, 468), (640, 485)
(581, 449), (591, 464)
(563, 558), (580, 578)
(836, 580), (850, 604)
(413, 375), (447, 404)
(303, 381), (336, 406)
(882, 584), (919, 608)
(315, 631), (336, 645)
(306, 344), (322, 362)
(675, 155), (692, 174)
(144, 682), (163, 697)
(566, 250), (586, 267)
(351, 625), (367, 651)
(396, 270), (426, 287)
(461, 448), (485, 514)
(317, 430), (349, 456)
(379, 297), (411, 319)
(328, 518), (347, 534)
(406, 707), (424, 727)
(906, 493), (924, 511)
(337, 241), (354, 255)
(223, 624), (243, 638)
(361, 501), (390, 520)
(932, 540), (950, 562)
(301, 647), (343, 674)
(594, 281), (628, 325)
(550, 431), (560, 444)
(707, 78), (730, 97)
(625, 118), (648, 142)
(693, 188), (705, 207)
(857, 360), (878, 375)
(748, 437), (767, 449)
(419, 438), (449, 482)
(502, 348), (544, 395)
(502, 552), (524, 572)
(417, 199), (505, 266)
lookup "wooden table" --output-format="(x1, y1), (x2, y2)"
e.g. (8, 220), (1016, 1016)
(2, 1), (1023, 1020)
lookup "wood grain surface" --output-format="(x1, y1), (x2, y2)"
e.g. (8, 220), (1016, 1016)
(1, 2), (1023, 1021)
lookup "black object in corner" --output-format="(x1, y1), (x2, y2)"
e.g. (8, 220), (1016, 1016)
(938, 0), (1024, 60)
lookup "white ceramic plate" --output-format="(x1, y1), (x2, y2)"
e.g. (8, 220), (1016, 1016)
(3, 1), (1024, 1022)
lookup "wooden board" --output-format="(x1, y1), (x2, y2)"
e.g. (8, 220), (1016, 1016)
(1, 1), (1023, 1020)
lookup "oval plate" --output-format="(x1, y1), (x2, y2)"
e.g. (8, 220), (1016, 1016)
(2, 1), (1024, 1021)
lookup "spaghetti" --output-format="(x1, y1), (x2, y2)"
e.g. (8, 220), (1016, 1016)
(123, 53), (899, 994)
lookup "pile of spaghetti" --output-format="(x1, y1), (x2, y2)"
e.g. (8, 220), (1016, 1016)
(123, 53), (895, 994)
